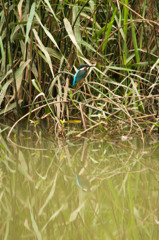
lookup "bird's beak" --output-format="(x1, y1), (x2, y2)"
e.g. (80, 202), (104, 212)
(86, 65), (95, 70)
(89, 65), (94, 67)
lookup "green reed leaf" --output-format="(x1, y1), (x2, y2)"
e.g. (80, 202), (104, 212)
(25, 2), (35, 44)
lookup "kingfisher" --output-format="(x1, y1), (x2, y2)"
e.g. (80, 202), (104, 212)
(72, 64), (94, 86)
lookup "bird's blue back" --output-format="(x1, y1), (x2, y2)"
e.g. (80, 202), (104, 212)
(72, 70), (79, 86)
(72, 68), (87, 86)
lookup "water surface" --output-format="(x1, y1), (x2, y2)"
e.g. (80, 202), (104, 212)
(1, 129), (159, 239)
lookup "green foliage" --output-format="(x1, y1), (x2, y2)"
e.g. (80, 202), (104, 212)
(0, 0), (159, 131)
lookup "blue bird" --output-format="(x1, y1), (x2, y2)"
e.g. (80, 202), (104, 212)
(72, 64), (93, 86)
(75, 173), (90, 192)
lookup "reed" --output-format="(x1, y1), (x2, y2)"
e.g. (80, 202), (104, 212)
(0, 0), (159, 134)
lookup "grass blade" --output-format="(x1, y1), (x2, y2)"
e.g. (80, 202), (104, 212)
(33, 29), (54, 77)
(64, 18), (83, 55)
(25, 2), (35, 44)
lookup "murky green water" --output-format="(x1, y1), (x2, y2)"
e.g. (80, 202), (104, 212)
(1, 128), (159, 239)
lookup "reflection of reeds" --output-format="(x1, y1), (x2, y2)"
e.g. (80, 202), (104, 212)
(1, 1), (159, 134)
(1, 131), (159, 239)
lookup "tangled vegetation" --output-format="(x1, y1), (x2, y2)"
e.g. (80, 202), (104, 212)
(0, 0), (159, 137)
